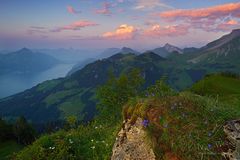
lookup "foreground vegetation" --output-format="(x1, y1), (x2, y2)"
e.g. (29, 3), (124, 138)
(11, 72), (240, 159)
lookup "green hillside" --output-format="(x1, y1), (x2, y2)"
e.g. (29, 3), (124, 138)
(0, 141), (23, 160)
(191, 73), (240, 106)
(12, 73), (240, 160)
(0, 52), (198, 124)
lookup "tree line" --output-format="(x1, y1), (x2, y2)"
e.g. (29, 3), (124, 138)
(0, 116), (36, 145)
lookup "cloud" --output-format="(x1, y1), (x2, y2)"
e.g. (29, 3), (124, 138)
(134, 0), (173, 10)
(144, 24), (189, 37)
(159, 2), (240, 20)
(67, 5), (81, 14)
(51, 20), (99, 32)
(102, 24), (137, 40)
(157, 2), (240, 32)
(215, 19), (239, 32)
(27, 26), (47, 35)
(95, 2), (112, 15)
(30, 26), (46, 30)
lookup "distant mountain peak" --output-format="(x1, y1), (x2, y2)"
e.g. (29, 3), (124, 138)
(163, 43), (183, 54)
(19, 47), (32, 53)
(121, 47), (140, 54)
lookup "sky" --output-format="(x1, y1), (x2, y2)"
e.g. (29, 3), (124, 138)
(0, 0), (240, 50)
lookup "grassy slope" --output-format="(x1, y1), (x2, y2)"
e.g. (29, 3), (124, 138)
(0, 141), (23, 160)
(13, 74), (240, 160)
(191, 74), (240, 106)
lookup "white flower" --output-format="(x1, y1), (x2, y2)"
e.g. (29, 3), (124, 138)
(91, 139), (94, 142)
(95, 126), (98, 129)
(69, 139), (73, 144)
(91, 146), (95, 149)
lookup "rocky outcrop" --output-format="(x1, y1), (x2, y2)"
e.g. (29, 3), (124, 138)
(111, 118), (156, 160)
(222, 119), (240, 160)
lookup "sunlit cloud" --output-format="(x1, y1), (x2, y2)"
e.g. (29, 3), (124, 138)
(95, 2), (112, 15)
(215, 19), (239, 32)
(51, 20), (99, 32)
(144, 24), (189, 37)
(102, 24), (137, 40)
(159, 3), (240, 20)
(158, 2), (240, 32)
(134, 0), (173, 10)
(67, 5), (81, 14)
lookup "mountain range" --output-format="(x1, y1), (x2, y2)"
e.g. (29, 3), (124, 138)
(0, 29), (239, 125)
(0, 48), (60, 75)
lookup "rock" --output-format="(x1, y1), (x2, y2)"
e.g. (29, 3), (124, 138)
(222, 119), (240, 160)
(111, 118), (156, 160)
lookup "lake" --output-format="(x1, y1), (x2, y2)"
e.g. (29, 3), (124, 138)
(0, 63), (75, 98)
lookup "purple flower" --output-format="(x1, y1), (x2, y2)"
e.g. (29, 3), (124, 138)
(208, 144), (212, 149)
(142, 119), (149, 127)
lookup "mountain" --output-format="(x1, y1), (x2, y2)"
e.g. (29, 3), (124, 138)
(0, 48), (60, 74)
(67, 58), (96, 76)
(1, 30), (240, 125)
(0, 52), (171, 124)
(34, 48), (101, 63)
(189, 29), (240, 65)
(98, 47), (139, 59)
(183, 47), (199, 53)
(121, 47), (140, 55)
(151, 43), (183, 57)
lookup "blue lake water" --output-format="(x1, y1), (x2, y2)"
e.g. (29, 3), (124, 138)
(0, 63), (75, 98)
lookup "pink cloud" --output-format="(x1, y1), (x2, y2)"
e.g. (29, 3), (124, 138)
(159, 3), (240, 20)
(51, 20), (99, 32)
(67, 5), (81, 14)
(102, 24), (137, 40)
(95, 2), (112, 15)
(215, 19), (239, 32)
(144, 24), (189, 37)
(158, 2), (240, 32)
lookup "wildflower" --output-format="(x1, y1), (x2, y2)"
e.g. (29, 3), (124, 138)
(91, 146), (95, 149)
(69, 139), (73, 144)
(163, 123), (168, 128)
(208, 132), (212, 137)
(208, 144), (212, 149)
(91, 139), (94, 142)
(95, 126), (98, 129)
(142, 119), (149, 128)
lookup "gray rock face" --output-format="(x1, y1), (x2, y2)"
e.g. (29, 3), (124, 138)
(111, 118), (156, 160)
(222, 119), (240, 160)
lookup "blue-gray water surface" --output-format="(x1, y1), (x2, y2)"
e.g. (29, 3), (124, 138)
(0, 63), (75, 98)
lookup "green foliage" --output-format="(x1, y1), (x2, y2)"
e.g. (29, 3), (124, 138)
(65, 116), (77, 130)
(0, 141), (23, 160)
(13, 117), (36, 145)
(145, 78), (177, 98)
(96, 68), (145, 120)
(0, 118), (14, 143)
